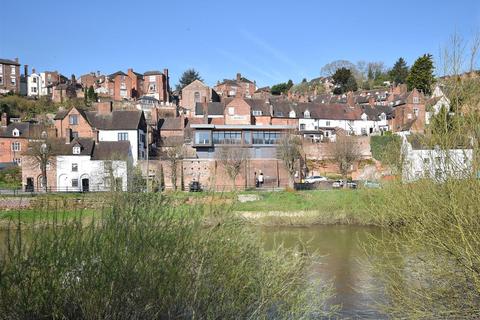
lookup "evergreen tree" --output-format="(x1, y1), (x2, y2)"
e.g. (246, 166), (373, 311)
(176, 69), (203, 91)
(332, 68), (357, 94)
(389, 57), (409, 84)
(406, 54), (435, 95)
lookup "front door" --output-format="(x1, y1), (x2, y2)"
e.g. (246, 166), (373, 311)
(82, 178), (89, 192)
(26, 178), (34, 192)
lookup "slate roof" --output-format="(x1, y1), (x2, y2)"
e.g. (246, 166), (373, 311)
(91, 141), (130, 160)
(195, 102), (224, 116)
(144, 70), (163, 76)
(0, 122), (52, 139)
(56, 138), (95, 156)
(84, 110), (144, 130)
(108, 71), (127, 78)
(0, 58), (20, 66)
(159, 117), (185, 130)
(244, 99), (271, 115)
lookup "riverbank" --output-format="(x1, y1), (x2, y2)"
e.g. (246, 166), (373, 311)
(0, 189), (381, 228)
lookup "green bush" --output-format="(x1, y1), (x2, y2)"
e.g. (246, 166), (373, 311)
(0, 167), (21, 188)
(0, 193), (335, 319)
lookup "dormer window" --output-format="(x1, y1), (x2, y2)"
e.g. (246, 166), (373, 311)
(304, 110), (310, 118)
(12, 128), (19, 137)
(252, 110), (262, 116)
(380, 113), (386, 121)
(289, 110), (296, 118)
(361, 113), (367, 121)
(73, 146), (81, 154)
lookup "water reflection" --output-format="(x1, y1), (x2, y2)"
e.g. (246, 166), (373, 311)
(259, 225), (388, 319)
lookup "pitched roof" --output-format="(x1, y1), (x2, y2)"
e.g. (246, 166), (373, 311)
(195, 102), (224, 116)
(0, 58), (20, 66)
(0, 122), (52, 139)
(84, 110), (144, 130)
(56, 138), (95, 156)
(244, 99), (271, 115)
(91, 141), (130, 160)
(108, 71), (127, 78)
(159, 117), (185, 130)
(144, 70), (163, 76)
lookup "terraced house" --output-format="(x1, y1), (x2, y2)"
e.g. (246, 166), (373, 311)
(0, 58), (20, 94)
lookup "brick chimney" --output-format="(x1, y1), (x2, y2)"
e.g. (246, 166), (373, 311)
(236, 73), (241, 81)
(24, 65), (28, 77)
(71, 74), (76, 84)
(346, 91), (355, 107)
(95, 101), (113, 115)
(163, 68), (170, 99)
(1, 113), (8, 127)
(92, 129), (99, 143)
(65, 128), (72, 144)
(15, 57), (18, 63)
(32, 68), (36, 74)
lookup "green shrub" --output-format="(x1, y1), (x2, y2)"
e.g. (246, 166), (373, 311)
(0, 193), (335, 319)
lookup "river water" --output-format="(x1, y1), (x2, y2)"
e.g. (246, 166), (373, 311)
(0, 225), (387, 319)
(259, 225), (388, 319)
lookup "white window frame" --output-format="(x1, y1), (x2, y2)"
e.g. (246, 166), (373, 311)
(73, 146), (81, 154)
(11, 142), (21, 151)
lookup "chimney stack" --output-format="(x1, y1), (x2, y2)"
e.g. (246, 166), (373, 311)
(1, 113), (8, 127)
(15, 57), (18, 63)
(32, 68), (36, 74)
(95, 101), (113, 115)
(236, 73), (241, 81)
(71, 74), (76, 84)
(346, 91), (355, 108)
(24, 65), (28, 77)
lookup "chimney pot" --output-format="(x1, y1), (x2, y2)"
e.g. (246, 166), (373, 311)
(236, 73), (241, 81)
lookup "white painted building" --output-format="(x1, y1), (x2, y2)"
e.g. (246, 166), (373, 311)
(98, 129), (146, 164)
(402, 135), (473, 182)
(55, 139), (131, 192)
(27, 72), (41, 97)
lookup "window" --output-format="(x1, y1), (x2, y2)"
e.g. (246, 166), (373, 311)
(228, 107), (235, 115)
(13, 158), (21, 165)
(32, 77), (37, 83)
(12, 128), (19, 137)
(243, 131), (251, 144)
(252, 110), (262, 116)
(73, 146), (81, 154)
(194, 130), (211, 145)
(10, 77), (15, 85)
(0, 76), (3, 84)
(407, 113), (412, 120)
(149, 83), (156, 92)
(304, 110), (310, 118)
(32, 87), (37, 93)
(300, 124), (306, 130)
(413, 108), (419, 117)
(252, 131), (281, 145)
(72, 163), (78, 172)
(69, 114), (78, 125)
(149, 75), (156, 82)
(326, 121), (331, 126)
(413, 96), (419, 104)
(72, 131), (79, 139)
(0, 65), (2, 73)
(194, 92), (201, 103)
(289, 110), (296, 118)
(72, 179), (79, 188)
(11, 142), (21, 151)
(118, 132), (128, 141)
(11, 66), (15, 75)
(212, 131), (242, 144)
(423, 158), (430, 164)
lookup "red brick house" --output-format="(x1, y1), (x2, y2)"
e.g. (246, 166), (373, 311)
(389, 88), (426, 133)
(108, 69), (143, 101)
(214, 73), (256, 99)
(143, 69), (170, 102)
(0, 58), (20, 94)
(0, 113), (55, 166)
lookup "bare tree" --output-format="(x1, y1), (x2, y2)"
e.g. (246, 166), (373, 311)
(330, 135), (361, 184)
(26, 138), (58, 192)
(469, 30), (480, 73)
(217, 146), (249, 190)
(165, 143), (184, 191)
(277, 132), (303, 187)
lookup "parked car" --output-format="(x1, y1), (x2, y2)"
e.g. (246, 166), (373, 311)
(332, 180), (343, 188)
(347, 181), (357, 189)
(189, 181), (202, 192)
(304, 175), (328, 183)
(364, 180), (381, 189)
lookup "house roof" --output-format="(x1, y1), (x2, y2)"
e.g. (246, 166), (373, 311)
(159, 117), (185, 130)
(84, 110), (144, 130)
(0, 58), (20, 66)
(144, 70), (163, 76)
(56, 138), (95, 156)
(91, 141), (130, 160)
(244, 99), (271, 115)
(108, 71), (127, 78)
(195, 102), (224, 116)
(0, 122), (52, 139)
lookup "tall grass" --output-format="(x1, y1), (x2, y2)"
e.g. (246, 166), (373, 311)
(0, 193), (336, 319)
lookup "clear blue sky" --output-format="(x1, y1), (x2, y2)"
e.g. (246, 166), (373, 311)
(2, 0), (479, 87)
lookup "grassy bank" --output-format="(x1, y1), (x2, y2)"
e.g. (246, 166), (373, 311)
(0, 189), (381, 226)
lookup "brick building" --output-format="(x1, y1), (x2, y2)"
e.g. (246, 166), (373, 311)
(388, 88), (426, 133)
(214, 73), (256, 99)
(180, 80), (220, 116)
(142, 69), (170, 102)
(0, 58), (20, 94)
(108, 69), (143, 101)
